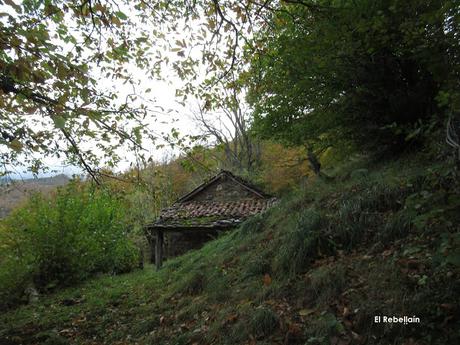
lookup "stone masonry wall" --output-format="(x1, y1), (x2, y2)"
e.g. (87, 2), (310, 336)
(164, 229), (225, 259)
(189, 175), (260, 202)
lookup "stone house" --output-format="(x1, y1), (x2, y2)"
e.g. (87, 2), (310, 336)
(147, 170), (276, 268)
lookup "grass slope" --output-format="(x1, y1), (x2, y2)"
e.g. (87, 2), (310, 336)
(1, 154), (459, 345)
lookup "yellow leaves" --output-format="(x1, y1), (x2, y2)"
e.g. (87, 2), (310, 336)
(298, 308), (314, 316)
(94, 3), (106, 13)
(274, 16), (287, 27)
(8, 139), (23, 152)
(207, 18), (216, 30)
(80, 3), (90, 17)
(260, 141), (311, 193)
(171, 47), (185, 57)
(57, 65), (69, 79)
(44, 3), (60, 16)
(111, 15), (121, 27)
(105, 11), (126, 27)
(9, 35), (21, 49)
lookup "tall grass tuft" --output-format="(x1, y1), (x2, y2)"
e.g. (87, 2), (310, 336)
(274, 209), (334, 277)
(249, 307), (279, 339)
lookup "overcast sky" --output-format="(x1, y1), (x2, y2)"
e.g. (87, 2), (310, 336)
(2, 2), (221, 179)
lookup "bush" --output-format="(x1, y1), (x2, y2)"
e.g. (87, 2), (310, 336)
(0, 181), (139, 308)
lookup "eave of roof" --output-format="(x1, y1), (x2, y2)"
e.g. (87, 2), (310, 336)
(150, 217), (243, 230)
(147, 197), (277, 230)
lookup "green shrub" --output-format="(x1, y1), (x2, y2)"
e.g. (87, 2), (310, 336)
(0, 181), (139, 309)
(0, 240), (33, 307)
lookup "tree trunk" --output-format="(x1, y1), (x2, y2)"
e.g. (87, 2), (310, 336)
(307, 149), (321, 176)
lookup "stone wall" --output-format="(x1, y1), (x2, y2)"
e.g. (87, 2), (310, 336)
(163, 229), (226, 259)
(190, 174), (260, 202)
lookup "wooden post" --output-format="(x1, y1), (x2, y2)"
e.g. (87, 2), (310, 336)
(155, 229), (164, 270)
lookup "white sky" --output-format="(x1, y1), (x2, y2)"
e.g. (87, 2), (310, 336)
(9, 77), (200, 179)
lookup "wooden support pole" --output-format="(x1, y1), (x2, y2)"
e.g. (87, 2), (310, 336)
(155, 229), (164, 270)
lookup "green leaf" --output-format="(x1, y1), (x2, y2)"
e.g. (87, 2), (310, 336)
(53, 116), (66, 129)
(115, 11), (128, 20)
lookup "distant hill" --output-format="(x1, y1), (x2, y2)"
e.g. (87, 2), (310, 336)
(0, 174), (70, 218)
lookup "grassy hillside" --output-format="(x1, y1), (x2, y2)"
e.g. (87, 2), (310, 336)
(1, 152), (459, 345)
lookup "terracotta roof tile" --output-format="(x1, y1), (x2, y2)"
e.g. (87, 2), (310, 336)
(153, 198), (277, 228)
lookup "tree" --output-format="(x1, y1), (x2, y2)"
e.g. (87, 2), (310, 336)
(11, 0), (454, 182)
(0, 1), (165, 181)
(191, 84), (260, 174)
(0, 0), (280, 180)
(245, 0), (460, 151)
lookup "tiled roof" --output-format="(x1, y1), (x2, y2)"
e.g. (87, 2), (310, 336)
(152, 198), (277, 229)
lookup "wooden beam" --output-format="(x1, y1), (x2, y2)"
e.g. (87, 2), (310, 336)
(155, 230), (164, 270)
